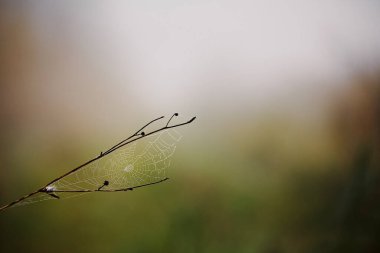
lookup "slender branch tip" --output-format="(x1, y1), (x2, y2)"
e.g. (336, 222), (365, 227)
(188, 116), (196, 123)
(166, 113), (178, 127)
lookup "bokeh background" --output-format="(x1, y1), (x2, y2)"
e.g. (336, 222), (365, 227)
(1, 1), (380, 252)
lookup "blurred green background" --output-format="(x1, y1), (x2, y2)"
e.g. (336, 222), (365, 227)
(1, 1), (380, 252)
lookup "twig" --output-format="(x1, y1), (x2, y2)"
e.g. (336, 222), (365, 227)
(0, 114), (196, 212)
(47, 178), (169, 193)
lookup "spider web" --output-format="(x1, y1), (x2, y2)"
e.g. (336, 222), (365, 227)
(13, 128), (182, 207)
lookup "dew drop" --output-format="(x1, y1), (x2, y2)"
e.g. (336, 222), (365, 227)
(124, 164), (134, 172)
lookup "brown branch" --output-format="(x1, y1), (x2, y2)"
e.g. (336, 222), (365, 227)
(0, 114), (196, 212)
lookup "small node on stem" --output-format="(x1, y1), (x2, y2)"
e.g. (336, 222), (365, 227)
(41, 186), (60, 199)
(45, 185), (56, 192)
(174, 113), (179, 116)
(141, 132), (145, 136)
(98, 180), (110, 190)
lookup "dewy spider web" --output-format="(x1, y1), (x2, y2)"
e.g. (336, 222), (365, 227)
(0, 114), (196, 211)
(12, 129), (182, 208)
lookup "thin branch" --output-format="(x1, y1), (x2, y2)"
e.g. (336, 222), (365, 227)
(103, 116), (165, 156)
(0, 114), (196, 212)
(47, 178), (169, 193)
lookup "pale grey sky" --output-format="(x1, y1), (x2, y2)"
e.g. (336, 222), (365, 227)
(2, 0), (380, 132)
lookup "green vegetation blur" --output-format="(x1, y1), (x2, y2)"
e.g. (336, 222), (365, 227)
(1, 1), (380, 253)
(1, 81), (379, 253)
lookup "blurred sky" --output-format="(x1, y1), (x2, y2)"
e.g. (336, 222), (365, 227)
(1, 0), (380, 136)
